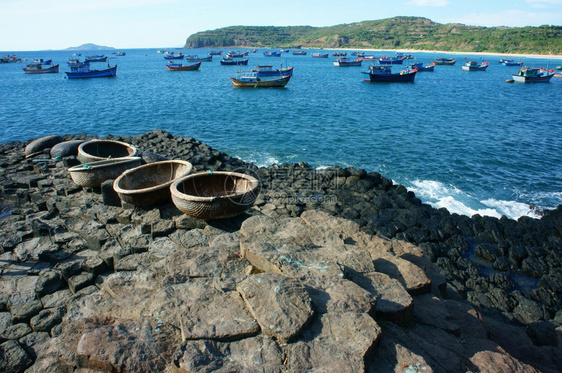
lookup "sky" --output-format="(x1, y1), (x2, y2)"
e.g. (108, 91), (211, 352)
(2, 0), (562, 51)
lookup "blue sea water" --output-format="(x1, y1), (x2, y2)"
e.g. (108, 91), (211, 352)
(1, 48), (561, 220)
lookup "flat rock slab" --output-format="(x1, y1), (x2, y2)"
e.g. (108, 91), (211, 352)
(237, 272), (314, 343)
(287, 312), (381, 373)
(173, 335), (284, 373)
(349, 271), (413, 326)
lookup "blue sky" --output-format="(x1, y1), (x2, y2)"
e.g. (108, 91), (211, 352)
(2, 0), (562, 51)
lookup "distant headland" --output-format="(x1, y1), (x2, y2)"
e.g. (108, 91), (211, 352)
(65, 43), (114, 51)
(184, 16), (562, 55)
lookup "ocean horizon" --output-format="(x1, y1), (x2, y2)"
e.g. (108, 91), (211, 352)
(1, 48), (561, 220)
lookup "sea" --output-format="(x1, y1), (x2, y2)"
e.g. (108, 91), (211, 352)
(1, 48), (561, 220)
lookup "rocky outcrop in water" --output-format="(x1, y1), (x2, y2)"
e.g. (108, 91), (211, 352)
(0, 130), (560, 372)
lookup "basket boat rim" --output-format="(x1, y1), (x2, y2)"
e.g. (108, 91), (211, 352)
(68, 156), (142, 173)
(113, 160), (193, 196)
(170, 171), (260, 202)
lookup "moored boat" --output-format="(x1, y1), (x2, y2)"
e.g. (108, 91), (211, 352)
(362, 65), (416, 82)
(499, 59), (523, 66)
(165, 61), (201, 71)
(251, 64), (294, 76)
(230, 72), (292, 88)
(407, 62), (434, 71)
(311, 52), (329, 58)
(378, 56), (404, 64)
(333, 57), (362, 67)
(220, 58), (249, 65)
(209, 50), (223, 55)
(292, 50), (307, 55)
(23, 62), (59, 74)
(65, 62), (117, 79)
(431, 58), (456, 65)
(164, 53), (184, 60)
(85, 55), (108, 62)
(185, 55), (212, 62)
(512, 66), (554, 83)
(462, 60), (489, 71)
(263, 51), (282, 57)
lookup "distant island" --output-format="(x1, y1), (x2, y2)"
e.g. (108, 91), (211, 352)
(184, 16), (562, 55)
(65, 43), (115, 51)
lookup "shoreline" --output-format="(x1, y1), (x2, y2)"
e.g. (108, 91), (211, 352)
(1, 131), (561, 372)
(337, 47), (562, 60)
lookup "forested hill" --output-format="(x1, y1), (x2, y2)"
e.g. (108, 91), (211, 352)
(184, 17), (562, 55)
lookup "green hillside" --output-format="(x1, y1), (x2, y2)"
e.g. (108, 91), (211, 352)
(184, 17), (562, 55)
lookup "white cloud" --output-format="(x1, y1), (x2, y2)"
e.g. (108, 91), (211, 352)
(408, 0), (449, 6)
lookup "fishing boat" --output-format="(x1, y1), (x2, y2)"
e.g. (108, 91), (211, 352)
(431, 58), (456, 65)
(499, 59), (523, 66)
(378, 56), (404, 64)
(251, 64), (294, 76)
(311, 52), (329, 58)
(185, 55), (212, 62)
(263, 51), (282, 57)
(333, 57), (362, 67)
(165, 61), (201, 71)
(362, 65), (416, 83)
(164, 53), (184, 60)
(209, 50), (223, 55)
(230, 72), (292, 88)
(65, 62), (117, 79)
(512, 66), (554, 83)
(85, 55), (108, 62)
(332, 52), (347, 57)
(113, 52), (126, 56)
(22, 62), (59, 74)
(407, 62), (434, 72)
(227, 51), (246, 58)
(220, 58), (249, 65)
(462, 60), (489, 71)
(292, 50), (307, 55)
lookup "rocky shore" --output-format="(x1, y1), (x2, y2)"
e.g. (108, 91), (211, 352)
(0, 130), (561, 372)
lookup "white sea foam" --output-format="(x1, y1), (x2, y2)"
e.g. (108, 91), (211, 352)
(408, 179), (539, 220)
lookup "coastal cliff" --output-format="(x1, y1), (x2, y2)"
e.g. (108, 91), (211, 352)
(0, 130), (561, 372)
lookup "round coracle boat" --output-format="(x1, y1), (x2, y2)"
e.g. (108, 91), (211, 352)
(113, 160), (193, 207)
(77, 139), (138, 164)
(68, 157), (142, 188)
(170, 171), (260, 220)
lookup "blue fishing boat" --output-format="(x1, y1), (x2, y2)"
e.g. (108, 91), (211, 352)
(165, 61), (201, 71)
(185, 55), (212, 62)
(263, 51), (282, 57)
(362, 65), (416, 82)
(65, 62), (117, 79)
(164, 53), (184, 60)
(512, 67), (554, 83)
(252, 64), (294, 76)
(462, 60), (489, 71)
(85, 55), (108, 62)
(333, 57), (362, 67)
(220, 58), (249, 65)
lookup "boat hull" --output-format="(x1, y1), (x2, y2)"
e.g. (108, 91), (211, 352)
(512, 74), (554, 83)
(462, 65), (489, 71)
(255, 66), (294, 76)
(23, 64), (59, 74)
(333, 60), (362, 67)
(165, 62), (201, 71)
(230, 75), (291, 88)
(65, 66), (117, 79)
(220, 58), (249, 65)
(363, 71), (416, 82)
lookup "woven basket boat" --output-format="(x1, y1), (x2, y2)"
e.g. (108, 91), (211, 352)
(170, 171), (260, 220)
(68, 157), (142, 188)
(77, 139), (138, 164)
(113, 160), (193, 207)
